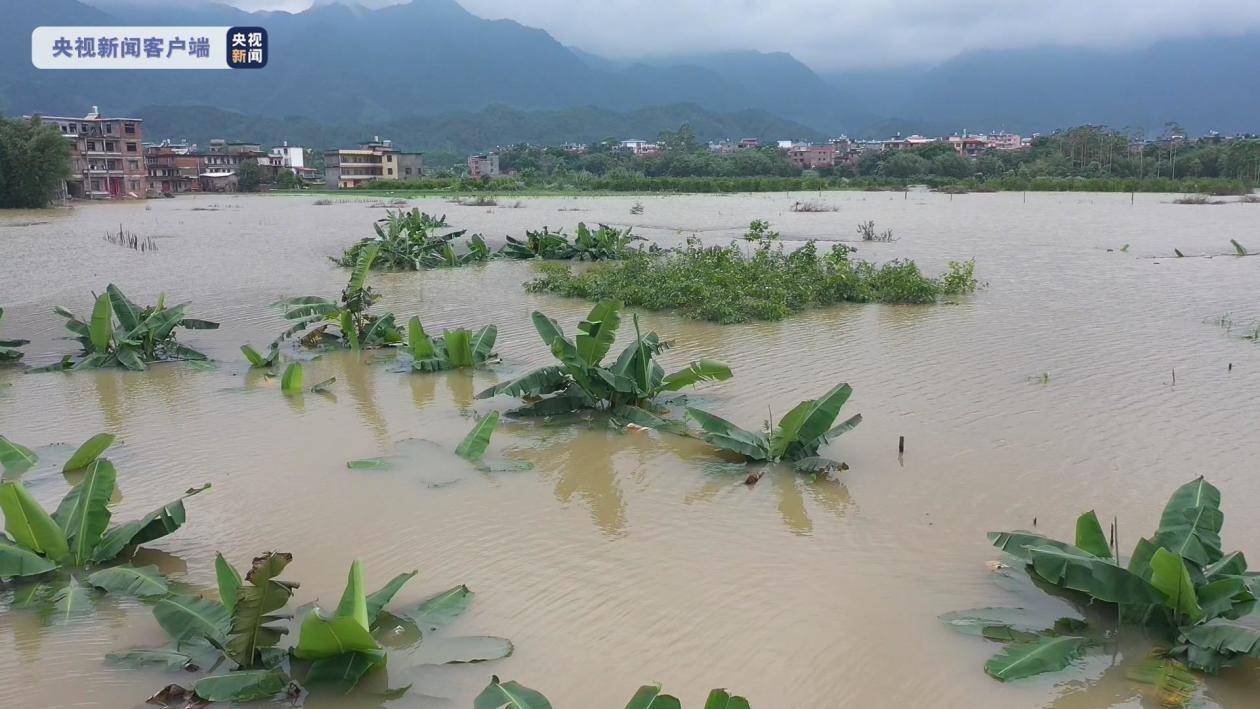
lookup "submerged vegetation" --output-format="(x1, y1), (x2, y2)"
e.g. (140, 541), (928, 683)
(945, 478), (1260, 692)
(38, 285), (219, 371)
(133, 553), (510, 704)
(476, 676), (752, 708)
(0, 432), (209, 624)
(527, 221), (978, 324)
(276, 243), (404, 349)
(338, 209), (491, 270)
(682, 383), (861, 472)
(499, 222), (642, 261)
(404, 316), (498, 372)
(477, 299), (732, 416)
(0, 307), (28, 363)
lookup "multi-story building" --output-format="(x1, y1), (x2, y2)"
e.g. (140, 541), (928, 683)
(885, 134), (936, 151)
(145, 140), (201, 194)
(467, 153), (501, 179)
(324, 137), (422, 189)
(985, 132), (1024, 151)
(787, 144), (837, 170)
(947, 133), (987, 158)
(28, 106), (147, 199)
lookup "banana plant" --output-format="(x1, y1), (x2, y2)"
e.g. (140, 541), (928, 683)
(498, 223), (639, 261)
(0, 432), (209, 623)
(240, 342), (281, 369)
(137, 553), (512, 705)
(475, 677), (752, 708)
(944, 477), (1260, 688)
(405, 316), (498, 372)
(37, 285), (219, 371)
(274, 243), (404, 350)
(0, 307), (29, 363)
(337, 209), (490, 270)
(680, 383), (862, 471)
(476, 300), (733, 416)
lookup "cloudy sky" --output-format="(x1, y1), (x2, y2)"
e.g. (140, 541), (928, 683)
(91, 0), (1260, 70)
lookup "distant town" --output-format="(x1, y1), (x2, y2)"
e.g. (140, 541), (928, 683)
(21, 106), (1260, 199)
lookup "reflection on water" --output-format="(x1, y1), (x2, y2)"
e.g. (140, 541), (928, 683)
(2, 192), (1260, 707)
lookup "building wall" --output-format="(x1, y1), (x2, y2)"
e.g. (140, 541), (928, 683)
(36, 114), (147, 199)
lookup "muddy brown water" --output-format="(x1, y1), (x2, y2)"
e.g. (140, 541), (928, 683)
(1, 191), (1259, 707)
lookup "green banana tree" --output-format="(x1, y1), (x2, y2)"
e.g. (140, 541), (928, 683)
(475, 299), (733, 416)
(338, 209), (491, 270)
(0, 432), (209, 622)
(405, 316), (498, 372)
(0, 307), (29, 363)
(38, 285), (219, 371)
(680, 383), (862, 471)
(475, 677), (752, 708)
(275, 243), (404, 350)
(944, 477), (1260, 689)
(499, 223), (640, 261)
(134, 553), (512, 704)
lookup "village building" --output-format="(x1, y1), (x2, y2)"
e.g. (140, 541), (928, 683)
(947, 133), (987, 158)
(467, 153), (501, 179)
(324, 137), (422, 189)
(787, 144), (838, 169)
(26, 106), (147, 199)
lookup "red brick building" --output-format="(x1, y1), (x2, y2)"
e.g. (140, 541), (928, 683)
(787, 144), (837, 169)
(28, 106), (147, 199)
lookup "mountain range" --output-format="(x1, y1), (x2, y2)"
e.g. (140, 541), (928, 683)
(3, 0), (1258, 152)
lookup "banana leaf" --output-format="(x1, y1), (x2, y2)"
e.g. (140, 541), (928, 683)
(0, 537), (58, 578)
(281, 362), (304, 394)
(1124, 654), (1200, 707)
(987, 531), (1083, 562)
(88, 292), (113, 352)
(0, 481), (69, 561)
(685, 407), (770, 460)
(226, 552), (296, 668)
(475, 676), (553, 709)
(55, 458), (116, 565)
(659, 359), (733, 392)
(444, 329), (473, 368)
(192, 670), (288, 703)
(786, 383), (855, 455)
(477, 367), (569, 399)
(366, 570), (418, 626)
(575, 299), (621, 366)
(86, 564), (168, 597)
(1072, 510), (1111, 559)
(241, 343), (280, 368)
(703, 689), (751, 709)
(1149, 548), (1203, 622)
(294, 560), (379, 661)
(90, 483), (210, 562)
(455, 412), (499, 461)
(624, 684), (681, 709)
(471, 324), (497, 362)
(49, 578), (97, 625)
(105, 646), (196, 671)
(1180, 618), (1260, 660)
(62, 433), (116, 473)
(408, 317), (435, 359)
(304, 650), (386, 689)
(0, 435), (38, 475)
(106, 285), (142, 333)
(346, 243), (381, 302)
(984, 635), (1087, 681)
(1152, 477), (1223, 568)
(409, 635), (513, 665)
(409, 584), (473, 633)
(1027, 545), (1166, 605)
(154, 594), (231, 644)
(215, 552), (243, 614)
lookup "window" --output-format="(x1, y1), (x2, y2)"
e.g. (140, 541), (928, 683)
(405, 168), (412, 175)
(87, 141), (96, 151)
(106, 141), (117, 152)
(124, 123), (135, 134)
(127, 142), (137, 152)
(127, 160), (139, 171)
(387, 168), (393, 175)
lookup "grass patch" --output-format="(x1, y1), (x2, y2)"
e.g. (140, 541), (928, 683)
(525, 221), (977, 324)
(1173, 195), (1225, 205)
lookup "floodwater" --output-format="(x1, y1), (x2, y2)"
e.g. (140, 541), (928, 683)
(1, 191), (1259, 708)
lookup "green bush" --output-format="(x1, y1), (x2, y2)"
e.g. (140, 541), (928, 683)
(525, 222), (978, 324)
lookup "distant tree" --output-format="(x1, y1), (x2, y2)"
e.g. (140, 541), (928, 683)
(0, 115), (71, 208)
(276, 169), (300, 189)
(658, 123), (700, 153)
(933, 153), (972, 178)
(880, 151), (929, 178)
(237, 160), (263, 192)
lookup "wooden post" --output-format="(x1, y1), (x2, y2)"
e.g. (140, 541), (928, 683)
(898, 435), (905, 454)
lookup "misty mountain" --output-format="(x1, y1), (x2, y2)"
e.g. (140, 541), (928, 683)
(824, 35), (1260, 135)
(135, 102), (823, 155)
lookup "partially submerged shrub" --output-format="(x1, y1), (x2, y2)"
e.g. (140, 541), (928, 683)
(0, 307), (28, 363)
(337, 209), (490, 270)
(526, 221), (978, 324)
(134, 553), (510, 704)
(500, 223), (640, 261)
(275, 243), (404, 349)
(405, 317), (498, 372)
(104, 225), (157, 252)
(477, 677), (753, 708)
(0, 432), (209, 623)
(944, 477), (1260, 689)
(476, 299), (732, 416)
(790, 200), (837, 212)
(857, 220), (895, 242)
(38, 284), (219, 371)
